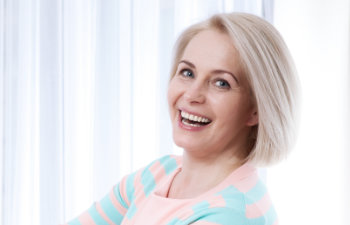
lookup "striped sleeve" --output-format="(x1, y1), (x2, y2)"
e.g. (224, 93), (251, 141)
(65, 173), (134, 225)
(182, 177), (277, 225)
(244, 180), (278, 225)
(65, 155), (180, 225)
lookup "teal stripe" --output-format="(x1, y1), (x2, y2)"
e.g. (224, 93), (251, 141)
(165, 200), (212, 224)
(100, 194), (125, 223)
(201, 208), (247, 225)
(192, 201), (210, 213)
(158, 155), (179, 174)
(113, 183), (129, 209)
(216, 186), (245, 211)
(87, 205), (110, 225)
(166, 217), (181, 225)
(141, 166), (156, 196)
(125, 172), (136, 202)
(67, 218), (81, 225)
(179, 207), (247, 225)
(248, 205), (277, 225)
(126, 204), (138, 219)
(217, 185), (241, 197)
(245, 180), (267, 204)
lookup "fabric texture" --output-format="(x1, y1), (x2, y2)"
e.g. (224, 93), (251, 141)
(65, 155), (278, 225)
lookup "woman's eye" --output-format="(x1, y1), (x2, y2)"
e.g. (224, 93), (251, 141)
(214, 80), (230, 89)
(180, 69), (194, 78)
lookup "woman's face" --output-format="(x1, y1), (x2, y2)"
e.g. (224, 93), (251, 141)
(168, 29), (258, 158)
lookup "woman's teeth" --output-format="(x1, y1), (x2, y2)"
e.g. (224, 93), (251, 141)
(180, 111), (211, 124)
(182, 119), (202, 127)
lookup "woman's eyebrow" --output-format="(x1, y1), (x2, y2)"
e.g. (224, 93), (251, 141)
(212, 70), (239, 83)
(179, 60), (195, 68)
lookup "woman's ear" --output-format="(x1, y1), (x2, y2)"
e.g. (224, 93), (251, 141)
(246, 109), (258, 126)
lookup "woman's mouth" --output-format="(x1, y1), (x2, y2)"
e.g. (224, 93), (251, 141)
(180, 110), (212, 127)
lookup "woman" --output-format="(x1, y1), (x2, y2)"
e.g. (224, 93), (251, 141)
(65, 12), (299, 225)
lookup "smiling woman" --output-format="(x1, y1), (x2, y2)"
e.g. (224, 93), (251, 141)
(169, 14), (300, 167)
(168, 30), (257, 163)
(64, 12), (299, 225)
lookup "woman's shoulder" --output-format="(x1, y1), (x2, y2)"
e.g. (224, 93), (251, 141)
(209, 174), (277, 225)
(156, 154), (182, 170)
(134, 155), (182, 192)
(194, 163), (277, 224)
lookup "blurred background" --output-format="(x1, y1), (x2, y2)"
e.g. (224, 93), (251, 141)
(0, 0), (349, 224)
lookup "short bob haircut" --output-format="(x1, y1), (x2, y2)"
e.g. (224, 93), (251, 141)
(170, 13), (300, 166)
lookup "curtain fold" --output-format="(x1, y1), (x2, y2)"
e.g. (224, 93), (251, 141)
(0, 0), (272, 224)
(2, 0), (41, 224)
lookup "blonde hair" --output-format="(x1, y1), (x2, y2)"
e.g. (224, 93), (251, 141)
(170, 13), (300, 166)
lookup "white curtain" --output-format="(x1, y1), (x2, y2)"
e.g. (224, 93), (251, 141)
(0, 0), (272, 224)
(268, 1), (350, 225)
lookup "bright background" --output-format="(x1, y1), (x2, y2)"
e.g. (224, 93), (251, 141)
(0, 0), (349, 225)
(269, 1), (349, 225)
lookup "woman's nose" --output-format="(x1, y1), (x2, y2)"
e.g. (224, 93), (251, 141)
(183, 82), (206, 104)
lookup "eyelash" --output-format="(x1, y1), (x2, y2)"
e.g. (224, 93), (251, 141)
(214, 79), (231, 89)
(179, 68), (194, 78)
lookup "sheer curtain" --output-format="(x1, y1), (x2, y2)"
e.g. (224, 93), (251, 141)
(0, 0), (272, 224)
(268, 1), (349, 225)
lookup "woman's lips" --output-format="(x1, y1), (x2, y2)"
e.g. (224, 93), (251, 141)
(177, 109), (212, 131)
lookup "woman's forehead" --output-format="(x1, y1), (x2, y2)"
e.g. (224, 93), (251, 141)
(181, 29), (242, 76)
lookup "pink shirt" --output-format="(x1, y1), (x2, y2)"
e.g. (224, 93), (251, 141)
(66, 155), (277, 225)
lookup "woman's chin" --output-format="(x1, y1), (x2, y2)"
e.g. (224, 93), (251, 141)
(173, 138), (208, 155)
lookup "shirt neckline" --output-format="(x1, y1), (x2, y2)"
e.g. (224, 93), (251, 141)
(153, 159), (256, 201)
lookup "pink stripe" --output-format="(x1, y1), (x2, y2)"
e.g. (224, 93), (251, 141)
(272, 219), (279, 225)
(119, 176), (131, 206)
(191, 221), (220, 225)
(170, 155), (182, 166)
(96, 202), (116, 225)
(109, 189), (127, 215)
(120, 216), (132, 225)
(133, 169), (146, 206)
(245, 193), (272, 218)
(208, 195), (226, 208)
(78, 211), (96, 225)
(233, 173), (259, 193)
(148, 161), (167, 185)
(178, 208), (194, 220)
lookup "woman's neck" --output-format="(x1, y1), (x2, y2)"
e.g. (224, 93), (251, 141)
(167, 151), (245, 199)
